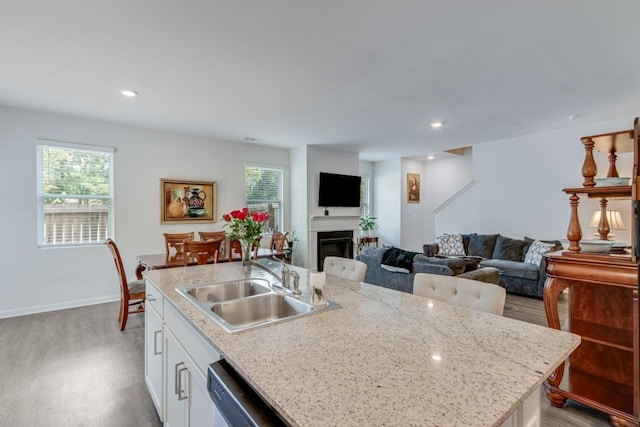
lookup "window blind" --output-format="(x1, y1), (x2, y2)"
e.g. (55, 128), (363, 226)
(36, 143), (114, 247)
(245, 165), (284, 232)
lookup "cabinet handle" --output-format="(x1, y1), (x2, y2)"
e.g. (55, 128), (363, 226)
(174, 362), (185, 395)
(153, 330), (162, 355)
(177, 365), (189, 401)
(147, 293), (156, 301)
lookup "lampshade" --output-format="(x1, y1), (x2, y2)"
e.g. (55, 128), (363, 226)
(588, 210), (625, 230)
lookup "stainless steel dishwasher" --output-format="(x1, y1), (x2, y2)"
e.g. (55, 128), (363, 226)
(207, 359), (289, 426)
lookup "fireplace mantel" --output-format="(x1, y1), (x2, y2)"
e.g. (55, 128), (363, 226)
(309, 215), (360, 232)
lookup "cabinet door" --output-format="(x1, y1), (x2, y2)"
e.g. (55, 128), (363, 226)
(165, 328), (189, 427)
(187, 362), (217, 427)
(165, 327), (218, 427)
(145, 303), (164, 420)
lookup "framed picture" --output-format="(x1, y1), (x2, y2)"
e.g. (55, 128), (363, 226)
(161, 179), (217, 223)
(407, 173), (420, 203)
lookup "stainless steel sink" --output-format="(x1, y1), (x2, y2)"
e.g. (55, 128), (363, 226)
(210, 293), (314, 332)
(181, 279), (271, 303)
(176, 277), (338, 333)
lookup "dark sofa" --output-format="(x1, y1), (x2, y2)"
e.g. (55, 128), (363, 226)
(423, 234), (562, 298)
(355, 247), (500, 294)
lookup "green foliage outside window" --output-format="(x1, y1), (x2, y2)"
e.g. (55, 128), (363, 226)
(245, 165), (283, 231)
(41, 146), (111, 204)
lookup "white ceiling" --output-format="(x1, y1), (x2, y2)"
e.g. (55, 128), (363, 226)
(1, 1), (639, 161)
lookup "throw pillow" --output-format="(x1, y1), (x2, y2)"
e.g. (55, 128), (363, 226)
(467, 234), (499, 259)
(436, 233), (465, 256)
(523, 236), (563, 261)
(524, 240), (556, 265)
(492, 235), (528, 261)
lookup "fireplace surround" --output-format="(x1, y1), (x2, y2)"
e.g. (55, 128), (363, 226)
(308, 215), (359, 271)
(317, 230), (354, 271)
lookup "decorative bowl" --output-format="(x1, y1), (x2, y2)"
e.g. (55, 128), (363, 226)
(561, 239), (613, 253)
(187, 207), (207, 217)
(595, 177), (630, 187)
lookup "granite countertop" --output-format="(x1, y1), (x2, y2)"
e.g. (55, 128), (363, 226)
(145, 262), (580, 427)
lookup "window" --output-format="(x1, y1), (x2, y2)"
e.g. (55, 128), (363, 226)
(360, 176), (371, 216)
(245, 165), (284, 232)
(37, 143), (114, 247)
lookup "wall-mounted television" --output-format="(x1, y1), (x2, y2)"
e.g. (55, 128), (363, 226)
(318, 172), (361, 207)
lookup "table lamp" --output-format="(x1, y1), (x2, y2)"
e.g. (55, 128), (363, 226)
(588, 209), (625, 240)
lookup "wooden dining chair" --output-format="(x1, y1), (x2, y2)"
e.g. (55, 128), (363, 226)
(228, 237), (261, 261)
(198, 231), (226, 241)
(269, 231), (289, 252)
(164, 232), (194, 259)
(183, 240), (222, 265)
(105, 239), (146, 331)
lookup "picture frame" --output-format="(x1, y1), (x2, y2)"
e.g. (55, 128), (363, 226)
(407, 173), (420, 203)
(161, 179), (217, 223)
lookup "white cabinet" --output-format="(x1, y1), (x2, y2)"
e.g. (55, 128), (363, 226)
(164, 327), (189, 427)
(165, 328), (217, 427)
(145, 302), (164, 420)
(144, 280), (221, 426)
(145, 282), (165, 421)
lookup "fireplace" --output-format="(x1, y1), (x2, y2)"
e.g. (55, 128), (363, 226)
(317, 230), (354, 271)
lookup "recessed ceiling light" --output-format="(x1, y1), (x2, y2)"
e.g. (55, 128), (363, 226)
(430, 121), (443, 128)
(568, 114), (580, 121)
(427, 155), (436, 160)
(120, 89), (138, 97)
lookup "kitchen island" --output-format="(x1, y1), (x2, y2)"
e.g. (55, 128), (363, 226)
(144, 261), (580, 426)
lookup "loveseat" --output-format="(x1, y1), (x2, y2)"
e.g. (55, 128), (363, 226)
(355, 246), (500, 294)
(423, 233), (563, 299)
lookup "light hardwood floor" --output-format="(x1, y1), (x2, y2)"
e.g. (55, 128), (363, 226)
(0, 295), (613, 426)
(0, 302), (160, 427)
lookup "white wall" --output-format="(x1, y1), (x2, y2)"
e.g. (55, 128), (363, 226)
(290, 146), (308, 266)
(423, 149), (474, 242)
(303, 146), (360, 269)
(427, 116), (635, 244)
(373, 159), (402, 247)
(0, 107), (290, 317)
(401, 158), (427, 252)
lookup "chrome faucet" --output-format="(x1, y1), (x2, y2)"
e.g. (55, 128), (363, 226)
(270, 256), (302, 296)
(248, 258), (301, 296)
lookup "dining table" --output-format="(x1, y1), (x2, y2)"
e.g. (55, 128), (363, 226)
(135, 247), (284, 280)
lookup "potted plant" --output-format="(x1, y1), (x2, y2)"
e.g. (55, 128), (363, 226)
(359, 215), (378, 237)
(286, 228), (299, 249)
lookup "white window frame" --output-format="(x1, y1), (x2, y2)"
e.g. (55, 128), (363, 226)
(36, 141), (115, 248)
(360, 175), (371, 216)
(245, 164), (284, 232)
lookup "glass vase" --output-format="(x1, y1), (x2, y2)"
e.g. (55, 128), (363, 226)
(240, 239), (253, 273)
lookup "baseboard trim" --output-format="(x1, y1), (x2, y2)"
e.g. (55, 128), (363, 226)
(0, 294), (120, 319)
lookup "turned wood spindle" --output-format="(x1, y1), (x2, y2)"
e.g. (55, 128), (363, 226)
(566, 193), (582, 251)
(581, 137), (597, 187)
(607, 150), (619, 178)
(596, 198), (610, 240)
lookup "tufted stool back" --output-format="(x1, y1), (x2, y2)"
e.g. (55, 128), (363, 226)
(413, 273), (506, 315)
(323, 256), (367, 282)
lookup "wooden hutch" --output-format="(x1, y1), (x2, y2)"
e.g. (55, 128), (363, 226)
(543, 118), (640, 426)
